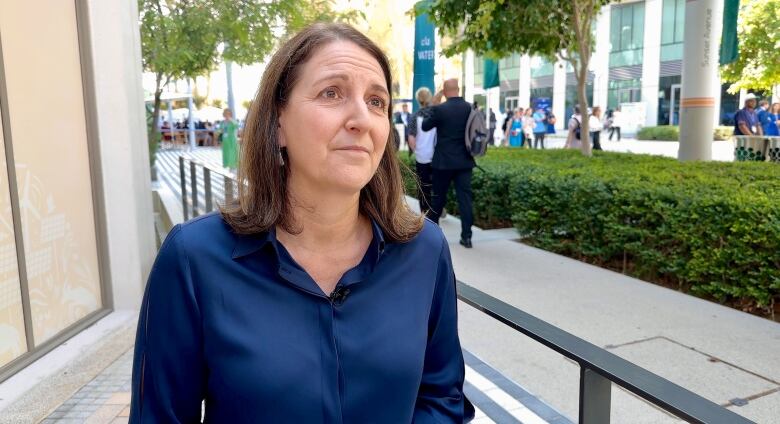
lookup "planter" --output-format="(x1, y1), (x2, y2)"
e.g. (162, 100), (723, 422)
(734, 136), (767, 162)
(767, 137), (780, 163)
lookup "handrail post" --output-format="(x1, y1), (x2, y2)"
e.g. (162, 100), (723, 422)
(204, 167), (213, 212)
(179, 156), (188, 220)
(190, 161), (199, 217)
(579, 367), (611, 424)
(224, 175), (233, 204)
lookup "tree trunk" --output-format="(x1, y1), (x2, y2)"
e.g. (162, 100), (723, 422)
(577, 64), (592, 157)
(573, 0), (593, 157)
(150, 73), (163, 165)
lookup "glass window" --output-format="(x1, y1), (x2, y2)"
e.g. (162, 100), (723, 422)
(632, 2), (645, 49)
(674, 0), (685, 43)
(661, 0), (675, 44)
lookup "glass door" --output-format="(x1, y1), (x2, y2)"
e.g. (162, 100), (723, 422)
(669, 84), (681, 125)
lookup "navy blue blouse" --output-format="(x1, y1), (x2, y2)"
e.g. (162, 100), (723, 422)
(129, 212), (472, 423)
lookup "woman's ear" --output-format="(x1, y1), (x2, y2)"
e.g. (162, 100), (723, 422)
(277, 114), (287, 147)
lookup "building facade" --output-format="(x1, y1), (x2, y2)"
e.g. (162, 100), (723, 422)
(0, 0), (155, 382)
(466, 0), (756, 131)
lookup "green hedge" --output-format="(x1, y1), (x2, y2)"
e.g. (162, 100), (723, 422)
(637, 125), (734, 141)
(400, 149), (780, 316)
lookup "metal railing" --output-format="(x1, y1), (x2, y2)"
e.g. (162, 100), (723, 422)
(177, 155), (754, 424)
(457, 282), (754, 424)
(179, 156), (237, 220)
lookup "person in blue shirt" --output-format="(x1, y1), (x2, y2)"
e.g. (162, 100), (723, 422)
(734, 94), (763, 136)
(757, 99), (780, 136)
(767, 103), (780, 136)
(130, 23), (473, 423)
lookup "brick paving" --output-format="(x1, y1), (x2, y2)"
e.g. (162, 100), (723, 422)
(41, 350), (132, 424)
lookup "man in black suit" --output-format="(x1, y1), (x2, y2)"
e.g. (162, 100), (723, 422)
(422, 78), (475, 248)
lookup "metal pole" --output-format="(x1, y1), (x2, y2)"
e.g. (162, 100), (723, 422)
(179, 156), (188, 220)
(187, 79), (196, 149)
(678, 0), (724, 161)
(224, 175), (234, 205)
(579, 367), (612, 424)
(190, 161), (199, 217)
(204, 167), (213, 212)
(226, 60), (236, 118)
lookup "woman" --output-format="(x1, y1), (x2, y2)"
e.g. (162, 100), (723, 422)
(589, 106), (604, 151)
(504, 108), (523, 147)
(407, 87), (436, 216)
(766, 103), (780, 136)
(565, 105), (583, 149)
(522, 108), (535, 148)
(130, 23), (472, 423)
(218, 108), (239, 170)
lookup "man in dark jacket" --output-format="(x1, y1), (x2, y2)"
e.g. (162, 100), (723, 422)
(422, 78), (475, 248)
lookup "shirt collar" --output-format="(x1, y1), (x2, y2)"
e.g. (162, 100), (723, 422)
(232, 218), (386, 261)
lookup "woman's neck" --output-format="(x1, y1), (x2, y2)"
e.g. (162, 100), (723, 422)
(279, 180), (366, 252)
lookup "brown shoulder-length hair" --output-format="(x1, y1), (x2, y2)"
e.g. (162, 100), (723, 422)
(222, 22), (423, 242)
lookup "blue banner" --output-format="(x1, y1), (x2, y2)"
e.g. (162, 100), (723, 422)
(412, 2), (435, 113)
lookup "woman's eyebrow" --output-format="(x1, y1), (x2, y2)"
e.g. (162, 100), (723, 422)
(312, 73), (349, 87)
(369, 84), (390, 97)
(312, 73), (388, 97)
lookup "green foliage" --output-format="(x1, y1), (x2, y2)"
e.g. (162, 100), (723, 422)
(637, 126), (680, 141)
(637, 126), (735, 141)
(400, 149), (780, 315)
(416, 0), (608, 156)
(721, 0), (780, 92)
(212, 99), (225, 108)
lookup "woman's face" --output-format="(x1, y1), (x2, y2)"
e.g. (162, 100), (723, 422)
(278, 41), (390, 196)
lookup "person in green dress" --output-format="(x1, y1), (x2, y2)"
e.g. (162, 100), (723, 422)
(219, 108), (239, 170)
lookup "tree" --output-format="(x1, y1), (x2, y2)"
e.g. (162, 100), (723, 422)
(417, 0), (608, 156)
(139, 0), (361, 159)
(721, 0), (780, 93)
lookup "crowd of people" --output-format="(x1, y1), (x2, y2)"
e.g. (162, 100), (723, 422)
(734, 94), (780, 137)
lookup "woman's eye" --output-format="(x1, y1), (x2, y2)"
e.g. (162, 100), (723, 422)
(368, 97), (386, 109)
(321, 88), (339, 99)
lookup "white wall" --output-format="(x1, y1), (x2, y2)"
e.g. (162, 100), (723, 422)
(641, 0), (662, 128)
(85, 0), (156, 309)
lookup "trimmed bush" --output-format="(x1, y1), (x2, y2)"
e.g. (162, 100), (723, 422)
(400, 148), (780, 316)
(637, 125), (680, 141)
(637, 125), (735, 141)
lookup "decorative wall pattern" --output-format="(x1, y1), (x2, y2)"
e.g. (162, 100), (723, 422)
(0, 113), (26, 367)
(0, 0), (103, 348)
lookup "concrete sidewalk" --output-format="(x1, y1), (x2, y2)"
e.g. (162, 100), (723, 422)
(434, 211), (779, 423)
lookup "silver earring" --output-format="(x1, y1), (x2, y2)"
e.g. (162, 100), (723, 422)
(278, 149), (285, 166)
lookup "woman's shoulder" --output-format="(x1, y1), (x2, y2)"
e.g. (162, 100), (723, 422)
(400, 218), (447, 256)
(163, 212), (238, 256)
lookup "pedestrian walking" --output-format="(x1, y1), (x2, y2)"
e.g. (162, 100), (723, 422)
(130, 23), (472, 423)
(488, 107), (497, 146)
(608, 106), (622, 141)
(422, 78), (476, 248)
(407, 87), (436, 216)
(522, 108), (535, 148)
(218, 108), (239, 170)
(532, 108), (547, 149)
(589, 106), (604, 151)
